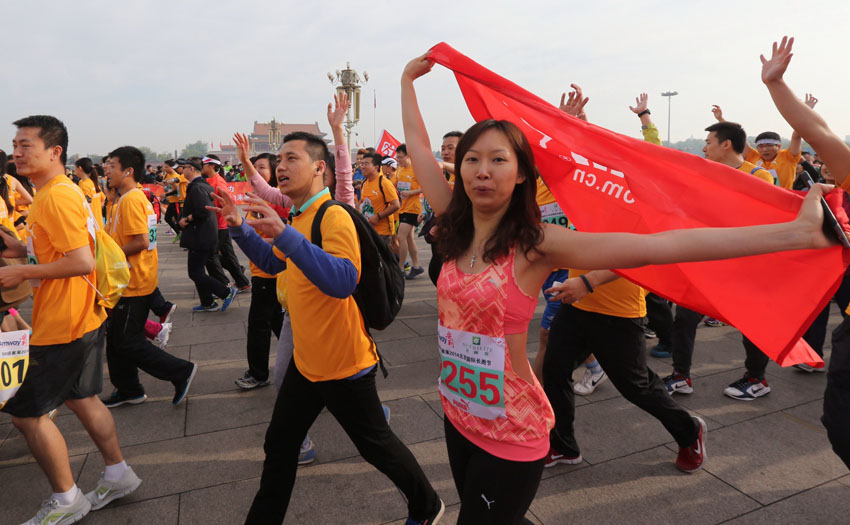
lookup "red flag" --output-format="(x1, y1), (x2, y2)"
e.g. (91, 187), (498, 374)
(376, 129), (401, 158)
(427, 42), (850, 367)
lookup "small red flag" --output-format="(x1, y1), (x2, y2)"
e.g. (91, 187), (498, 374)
(376, 130), (401, 158)
(427, 42), (850, 366)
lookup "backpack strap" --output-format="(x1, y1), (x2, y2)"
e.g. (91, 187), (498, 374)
(309, 198), (389, 378)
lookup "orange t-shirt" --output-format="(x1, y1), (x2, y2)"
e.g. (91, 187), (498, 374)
(110, 188), (159, 297)
(27, 175), (106, 345)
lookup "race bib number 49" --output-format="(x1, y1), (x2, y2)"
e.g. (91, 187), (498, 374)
(0, 330), (30, 410)
(438, 323), (506, 420)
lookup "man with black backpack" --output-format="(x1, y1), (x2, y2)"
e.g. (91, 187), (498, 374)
(211, 131), (441, 525)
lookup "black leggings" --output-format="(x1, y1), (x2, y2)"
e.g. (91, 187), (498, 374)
(444, 418), (544, 525)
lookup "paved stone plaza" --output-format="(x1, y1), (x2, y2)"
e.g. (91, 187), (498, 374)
(1, 226), (848, 524)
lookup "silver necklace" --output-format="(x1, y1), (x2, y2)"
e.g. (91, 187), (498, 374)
(469, 255), (476, 268)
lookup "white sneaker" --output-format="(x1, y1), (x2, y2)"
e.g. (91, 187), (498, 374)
(23, 490), (91, 524)
(153, 323), (172, 349)
(85, 466), (142, 511)
(573, 368), (607, 396)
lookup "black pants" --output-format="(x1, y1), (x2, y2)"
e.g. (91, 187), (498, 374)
(245, 363), (438, 524)
(543, 305), (699, 455)
(428, 243), (443, 286)
(671, 305), (770, 379)
(210, 228), (249, 288)
(106, 294), (194, 397)
(164, 202), (181, 234)
(188, 249), (230, 306)
(646, 293), (673, 348)
(803, 303), (832, 358)
(824, 317), (850, 469)
(445, 418), (544, 525)
(246, 276), (283, 381)
(149, 287), (173, 319)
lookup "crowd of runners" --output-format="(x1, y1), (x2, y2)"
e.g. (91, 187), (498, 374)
(0, 36), (848, 524)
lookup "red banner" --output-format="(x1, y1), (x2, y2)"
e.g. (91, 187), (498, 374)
(427, 42), (850, 366)
(144, 182), (256, 202)
(376, 129), (401, 158)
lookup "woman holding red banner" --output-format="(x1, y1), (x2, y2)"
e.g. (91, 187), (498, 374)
(401, 52), (838, 524)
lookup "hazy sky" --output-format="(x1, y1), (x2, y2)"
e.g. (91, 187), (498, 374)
(2, 0), (848, 159)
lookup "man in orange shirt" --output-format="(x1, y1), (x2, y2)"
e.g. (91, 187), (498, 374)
(394, 144), (425, 278)
(101, 146), (197, 410)
(358, 153), (400, 247)
(0, 116), (139, 522)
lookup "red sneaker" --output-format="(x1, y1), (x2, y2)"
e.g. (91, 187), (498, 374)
(676, 416), (707, 473)
(544, 446), (582, 468)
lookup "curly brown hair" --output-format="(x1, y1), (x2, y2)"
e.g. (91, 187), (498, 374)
(436, 120), (543, 264)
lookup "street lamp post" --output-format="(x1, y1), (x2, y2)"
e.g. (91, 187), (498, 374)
(661, 91), (678, 146)
(327, 62), (369, 150)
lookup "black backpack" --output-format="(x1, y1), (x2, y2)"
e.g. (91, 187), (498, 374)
(311, 200), (405, 373)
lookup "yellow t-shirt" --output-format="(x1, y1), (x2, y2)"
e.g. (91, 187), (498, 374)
(360, 175), (398, 236)
(536, 178), (568, 228)
(738, 161), (775, 185)
(165, 174), (187, 203)
(272, 192), (377, 381)
(396, 166), (422, 215)
(27, 175), (106, 345)
(569, 269), (648, 318)
(567, 213), (646, 318)
(78, 178), (95, 200)
(0, 175), (17, 232)
(248, 209), (278, 280)
(105, 201), (116, 232)
(110, 188), (158, 297)
(745, 148), (800, 189)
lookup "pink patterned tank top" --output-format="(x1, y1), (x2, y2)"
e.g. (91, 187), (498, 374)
(437, 248), (555, 461)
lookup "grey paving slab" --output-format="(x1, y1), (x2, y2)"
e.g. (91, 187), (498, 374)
(378, 334), (439, 366)
(373, 320), (419, 343)
(838, 474), (850, 487)
(1, 399), (187, 469)
(168, 320), (246, 347)
(189, 338), (252, 367)
(76, 424), (267, 505)
(185, 360), (259, 397)
(1, 454), (86, 525)
(286, 456), (409, 524)
(0, 422), (11, 446)
(178, 477), (259, 525)
(189, 302), (251, 326)
(376, 356), (441, 402)
(673, 368), (824, 427)
(401, 315), (439, 337)
(185, 386), (277, 436)
(383, 396), (445, 446)
(725, 480), (850, 524)
(696, 411), (849, 505)
(396, 300), (438, 319)
(571, 395), (682, 465)
(84, 494), (179, 524)
(530, 446), (761, 524)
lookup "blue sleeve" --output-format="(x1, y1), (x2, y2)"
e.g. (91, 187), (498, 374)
(229, 221), (287, 275)
(273, 225), (358, 299)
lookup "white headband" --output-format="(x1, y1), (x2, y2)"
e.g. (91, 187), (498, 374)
(755, 138), (781, 146)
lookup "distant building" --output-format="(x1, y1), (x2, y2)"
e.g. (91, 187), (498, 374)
(207, 119), (328, 164)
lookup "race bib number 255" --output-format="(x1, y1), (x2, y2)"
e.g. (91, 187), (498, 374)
(438, 324), (506, 420)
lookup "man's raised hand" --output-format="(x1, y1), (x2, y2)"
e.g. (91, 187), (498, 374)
(711, 105), (725, 122)
(629, 93), (649, 114)
(233, 132), (252, 167)
(559, 84), (589, 121)
(761, 36), (794, 85)
(207, 186), (243, 228)
(805, 93), (818, 109)
(327, 92), (350, 130)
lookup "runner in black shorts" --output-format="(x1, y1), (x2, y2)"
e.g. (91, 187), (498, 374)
(0, 116), (141, 524)
(399, 212), (418, 226)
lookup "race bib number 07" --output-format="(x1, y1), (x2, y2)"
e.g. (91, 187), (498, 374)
(438, 323), (506, 420)
(0, 330), (30, 410)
